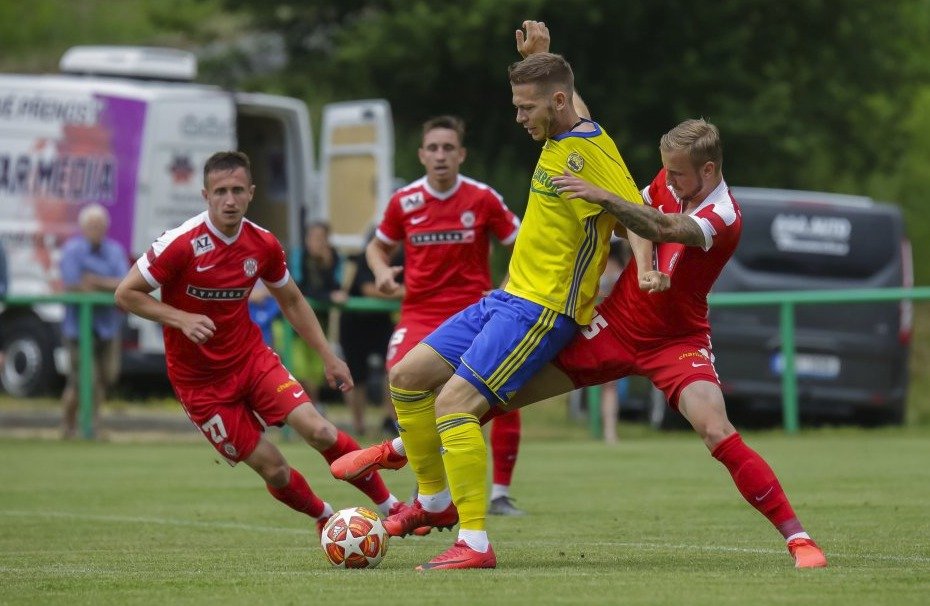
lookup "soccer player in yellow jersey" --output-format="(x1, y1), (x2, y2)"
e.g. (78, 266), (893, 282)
(368, 22), (660, 570)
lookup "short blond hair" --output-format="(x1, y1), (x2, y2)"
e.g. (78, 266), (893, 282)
(660, 119), (722, 173)
(508, 52), (574, 95)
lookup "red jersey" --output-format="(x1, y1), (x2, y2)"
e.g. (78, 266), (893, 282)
(601, 169), (742, 344)
(136, 212), (290, 382)
(376, 175), (520, 324)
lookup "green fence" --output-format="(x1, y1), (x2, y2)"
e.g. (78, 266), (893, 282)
(6, 287), (930, 439)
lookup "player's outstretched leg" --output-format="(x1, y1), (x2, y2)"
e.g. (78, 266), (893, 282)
(265, 468), (335, 538)
(246, 438), (335, 537)
(680, 382), (827, 569)
(381, 385), (460, 537)
(288, 402), (399, 515)
(330, 438), (408, 480)
(712, 432), (827, 568)
(319, 429), (400, 515)
(331, 404), (514, 481)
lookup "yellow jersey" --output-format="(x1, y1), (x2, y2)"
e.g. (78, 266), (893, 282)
(505, 120), (641, 324)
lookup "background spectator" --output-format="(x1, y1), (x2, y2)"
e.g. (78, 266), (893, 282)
(339, 229), (403, 436)
(59, 203), (129, 439)
(292, 222), (347, 403)
(598, 240), (631, 444)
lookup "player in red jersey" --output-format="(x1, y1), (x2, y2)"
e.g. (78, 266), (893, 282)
(365, 115), (528, 516)
(115, 151), (408, 536)
(334, 115), (827, 569)
(541, 118), (825, 569)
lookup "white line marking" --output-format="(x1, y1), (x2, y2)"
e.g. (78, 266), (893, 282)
(2, 510), (928, 565)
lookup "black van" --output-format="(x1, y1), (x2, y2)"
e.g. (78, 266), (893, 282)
(707, 187), (912, 425)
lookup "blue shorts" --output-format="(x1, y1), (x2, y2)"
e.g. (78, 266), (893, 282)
(422, 290), (577, 405)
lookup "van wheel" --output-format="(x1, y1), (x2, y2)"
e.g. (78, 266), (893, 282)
(647, 386), (689, 430)
(0, 316), (59, 397)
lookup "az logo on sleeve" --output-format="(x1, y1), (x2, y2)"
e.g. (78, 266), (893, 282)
(401, 192), (425, 213)
(192, 234), (215, 256)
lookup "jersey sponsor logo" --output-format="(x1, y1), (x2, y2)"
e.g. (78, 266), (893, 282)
(409, 229), (475, 246)
(186, 285), (248, 300)
(531, 166), (559, 196)
(460, 210), (475, 228)
(410, 214), (428, 225)
(567, 151), (585, 172)
(678, 348), (713, 362)
(275, 379), (300, 393)
(400, 192), (425, 212)
(243, 257), (258, 277)
(195, 263), (216, 272)
(192, 234), (215, 257)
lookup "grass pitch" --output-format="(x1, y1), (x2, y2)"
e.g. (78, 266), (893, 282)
(1, 426), (929, 605)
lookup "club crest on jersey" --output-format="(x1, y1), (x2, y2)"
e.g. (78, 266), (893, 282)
(191, 234), (215, 257)
(567, 152), (585, 173)
(400, 192), (425, 213)
(460, 211), (475, 228)
(243, 258), (258, 277)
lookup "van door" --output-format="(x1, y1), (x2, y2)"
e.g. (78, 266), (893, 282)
(234, 92), (314, 262)
(319, 100), (394, 251)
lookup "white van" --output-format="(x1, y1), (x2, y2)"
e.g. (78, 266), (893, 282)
(0, 46), (395, 396)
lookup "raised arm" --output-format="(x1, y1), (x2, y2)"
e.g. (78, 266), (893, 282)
(516, 20), (589, 119)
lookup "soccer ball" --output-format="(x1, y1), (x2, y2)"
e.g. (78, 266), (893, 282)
(320, 506), (389, 569)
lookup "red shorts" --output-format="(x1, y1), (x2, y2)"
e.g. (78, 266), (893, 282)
(553, 310), (720, 410)
(385, 318), (441, 370)
(171, 346), (309, 464)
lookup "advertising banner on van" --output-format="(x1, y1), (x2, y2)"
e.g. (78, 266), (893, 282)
(0, 90), (145, 294)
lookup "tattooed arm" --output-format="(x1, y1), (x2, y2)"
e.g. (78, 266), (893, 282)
(552, 172), (706, 247)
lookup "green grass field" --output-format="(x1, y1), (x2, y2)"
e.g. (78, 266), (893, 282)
(2, 421), (929, 605)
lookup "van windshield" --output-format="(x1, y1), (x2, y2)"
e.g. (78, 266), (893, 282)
(734, 202), (898, 280)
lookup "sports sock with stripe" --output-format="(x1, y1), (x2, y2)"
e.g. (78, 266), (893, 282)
(437, 412), (487, 531)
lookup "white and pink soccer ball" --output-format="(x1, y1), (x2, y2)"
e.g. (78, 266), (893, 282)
(320, 506), (390, 569)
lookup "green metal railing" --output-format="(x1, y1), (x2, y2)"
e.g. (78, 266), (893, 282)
(1, 293), (399, 439)
(5, 292), (114, 439)
(6, 287), (930, 439)
(588, 286), (930, 436)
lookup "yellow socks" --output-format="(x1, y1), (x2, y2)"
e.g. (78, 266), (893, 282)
(391, 386), (446, 495)
(437, 413), (487, 531)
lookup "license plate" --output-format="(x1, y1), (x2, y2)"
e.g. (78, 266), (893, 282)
(770, 353), (841, 379)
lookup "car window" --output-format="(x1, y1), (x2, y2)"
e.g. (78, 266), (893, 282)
(734, 201), (899, 280)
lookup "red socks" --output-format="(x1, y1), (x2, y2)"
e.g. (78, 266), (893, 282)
(490, 410), (521, 486)
(322, 430), (391, 505)
(711, 432), (804, 538)
(267, 468), (325, 518)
